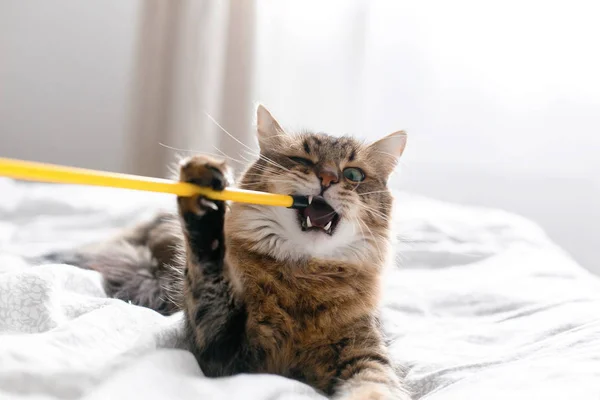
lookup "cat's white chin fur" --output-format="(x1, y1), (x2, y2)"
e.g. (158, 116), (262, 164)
(271, 207), (361, 262)
(237, 202), (383, 264)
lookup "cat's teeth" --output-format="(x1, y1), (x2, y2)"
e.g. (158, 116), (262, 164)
(324, 221), (332, 231)
(308, 195), (313, 205)
(306, 216), (312, 228)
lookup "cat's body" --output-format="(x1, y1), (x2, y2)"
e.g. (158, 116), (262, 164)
(44, 106), (410, 399)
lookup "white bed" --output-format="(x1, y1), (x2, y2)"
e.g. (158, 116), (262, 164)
(1, 178), (599, 400)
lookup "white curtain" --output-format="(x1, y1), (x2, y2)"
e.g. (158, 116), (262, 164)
(126, 0), (257, 178)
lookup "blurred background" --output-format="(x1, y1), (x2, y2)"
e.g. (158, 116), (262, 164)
(1, 0), (598, 273)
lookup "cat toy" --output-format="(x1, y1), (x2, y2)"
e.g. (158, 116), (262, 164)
(0, 157), (309, 209)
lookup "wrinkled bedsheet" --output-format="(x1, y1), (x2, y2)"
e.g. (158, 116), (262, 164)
(1, 178), (599, 400)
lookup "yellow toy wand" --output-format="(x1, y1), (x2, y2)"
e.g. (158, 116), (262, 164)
(0, 157), (309, 209)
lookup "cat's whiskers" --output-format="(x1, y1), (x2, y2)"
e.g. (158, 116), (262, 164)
(357, 217), (385, 263)
(356, 200), (388, 218)
(318, 209), (339, 221)
(351, 214), (368, 245)
(242, 172), (288, 178)
(242, 179), (294, 185)
(158, 142), (200, 153)
(346, 213), (382, 264)
(159, 142), (247, 167)
(243, 165), (289, 175)
(204, 110), (289, 174)
(204, 111), (259, 155)
(247, 163), (286, 174)
(357, 190), (390, 196)
(249, 168), (287, 177)
(356, 202), (389, 221)
(212, 146), (247, 166)
(239, 153), (256, 164)
(242, 179), (296, 187)
(242, 149), (290, 173)
(350, 181), (363, 193)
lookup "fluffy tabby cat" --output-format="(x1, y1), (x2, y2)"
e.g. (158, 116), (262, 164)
(43, 105), (410, 399)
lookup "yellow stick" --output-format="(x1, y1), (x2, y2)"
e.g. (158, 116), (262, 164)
(0, 157), (304, 209)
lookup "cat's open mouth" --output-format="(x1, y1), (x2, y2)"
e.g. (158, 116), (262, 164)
(297, 195), (340, 235)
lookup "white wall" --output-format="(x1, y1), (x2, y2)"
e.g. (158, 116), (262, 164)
(255, 0), (600, 273)
(364, 1), (600, 272)
(0, 0), (140, 173)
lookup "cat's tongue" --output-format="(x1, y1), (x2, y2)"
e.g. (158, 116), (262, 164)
(302, 196), (336, 230)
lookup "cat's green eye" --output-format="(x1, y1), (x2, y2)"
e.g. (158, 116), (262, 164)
(343, 167), (365, 182)
(289, 156), (314, 166)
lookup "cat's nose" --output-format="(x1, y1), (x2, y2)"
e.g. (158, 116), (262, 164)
(317, 167), (339, 187)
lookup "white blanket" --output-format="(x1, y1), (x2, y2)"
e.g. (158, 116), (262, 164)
(1, 178), (599, 400)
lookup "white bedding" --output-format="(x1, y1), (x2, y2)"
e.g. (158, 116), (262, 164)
(1, 178), (599, 400)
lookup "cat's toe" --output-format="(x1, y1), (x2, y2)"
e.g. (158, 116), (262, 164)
(177, 156), (231, 216)
(179, 155), (230, 190)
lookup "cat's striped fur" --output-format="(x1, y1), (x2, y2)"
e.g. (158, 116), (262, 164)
(44, 105), (410, 399)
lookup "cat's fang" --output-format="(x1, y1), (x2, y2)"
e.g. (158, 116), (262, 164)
(306, 216), (312, 228)
(324, 221), (332, 231)
(308, 195), (313, 205)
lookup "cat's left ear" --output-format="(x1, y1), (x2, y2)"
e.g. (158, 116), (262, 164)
(367, 130), (407, 175)
(256, 104), (285, 151)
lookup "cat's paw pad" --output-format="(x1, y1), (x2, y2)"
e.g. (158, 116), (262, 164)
(177, 156), (230, 216)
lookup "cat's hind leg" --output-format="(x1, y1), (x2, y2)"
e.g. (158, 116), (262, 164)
(36, 212), (185, 315)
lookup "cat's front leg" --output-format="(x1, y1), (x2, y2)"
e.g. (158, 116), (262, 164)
(178, 155), (231, 263)
(334, 367), (411, 400)
(177, 156), (248, 376)
(331, 338), (411, 400)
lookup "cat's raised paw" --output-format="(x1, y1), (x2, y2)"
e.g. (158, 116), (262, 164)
(178, 156), (230, 216)
(179, 155), (230, 190)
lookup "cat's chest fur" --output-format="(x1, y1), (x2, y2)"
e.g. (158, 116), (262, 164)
(226, 246), (380, 383)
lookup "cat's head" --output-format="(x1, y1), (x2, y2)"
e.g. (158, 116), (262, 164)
(227, 105), (406, 264)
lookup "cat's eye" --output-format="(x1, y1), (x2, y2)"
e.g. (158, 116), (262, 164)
(289, 156), (314, 166)
(343, 167), (365, 182)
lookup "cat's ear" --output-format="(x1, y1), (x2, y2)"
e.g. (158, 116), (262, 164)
(256, 104), (285, 151)
(367, 130), (407, 175)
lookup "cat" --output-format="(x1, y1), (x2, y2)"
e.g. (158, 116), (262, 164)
(42, 105), (410, 399)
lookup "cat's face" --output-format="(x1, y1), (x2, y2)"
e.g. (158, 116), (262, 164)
(229, 105), (406, 264)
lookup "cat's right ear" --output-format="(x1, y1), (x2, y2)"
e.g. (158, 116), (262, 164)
(256, 104), (285, 151)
